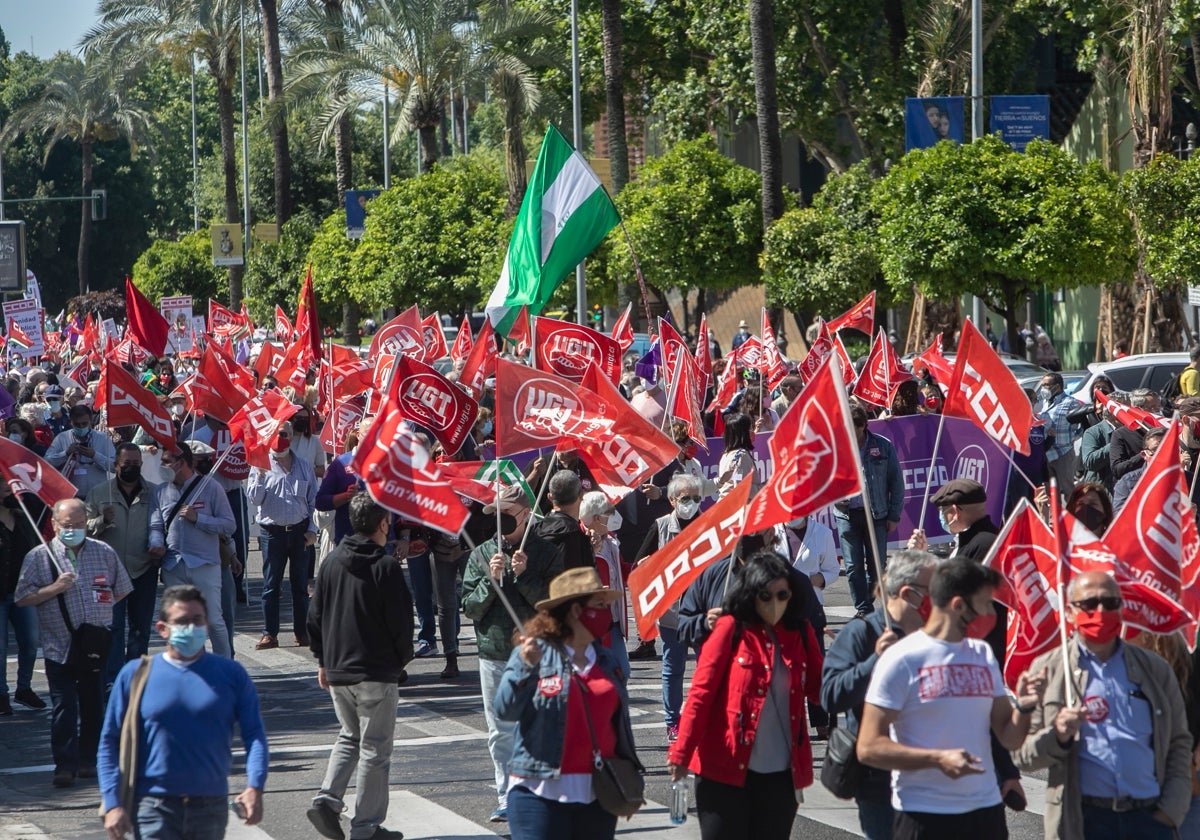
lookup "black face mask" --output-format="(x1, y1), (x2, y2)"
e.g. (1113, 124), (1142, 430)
(118, 466), (141, 484)
(498, 513), (518, 538)
(1073, 505), (1108, 535)
(293, 417), (310, 435)
(196, 459), (214, 476)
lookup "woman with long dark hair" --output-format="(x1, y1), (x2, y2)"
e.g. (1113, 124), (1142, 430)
(716, 413), (758, 498)
(495, 568), (643, 839)
(667, 551), (823, 840)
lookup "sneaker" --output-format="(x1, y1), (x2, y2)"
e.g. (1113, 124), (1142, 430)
(368, 829), (404, 840)
(255, 634), (279, 651)
(0, 696), (12, 716)
(489, 808), (508, 823)
(812, 726), (830, 741)
(628, 641), (658, 660)
(854, 610), (871, 619)
(305, 802), (345, 840)
(414, 641), (438, 659)
(13, 688), (46, 710)
(667, 724), (679, 742)
(52, 769), (75, 788)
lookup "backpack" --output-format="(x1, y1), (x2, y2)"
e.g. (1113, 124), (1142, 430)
(1162, 370), (1184, 408)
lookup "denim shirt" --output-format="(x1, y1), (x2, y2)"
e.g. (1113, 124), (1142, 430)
(834, 429), (904, 523)
(494, 638), (641, 779)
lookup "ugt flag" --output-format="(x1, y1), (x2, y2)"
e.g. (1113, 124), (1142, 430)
(484, 125), (620, 333)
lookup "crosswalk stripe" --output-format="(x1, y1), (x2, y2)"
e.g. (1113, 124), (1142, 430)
(0, 817), (272, 839)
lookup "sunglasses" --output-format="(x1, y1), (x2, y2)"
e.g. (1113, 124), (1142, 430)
(1071, 596), (1122, 613)
(757, 589), (792, 603)
(676, 495), (702, 503)
(277, 432), (291, 439)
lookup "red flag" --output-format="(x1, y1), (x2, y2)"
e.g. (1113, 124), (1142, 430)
(611, 303), (634, 354)
(694, 314), (713, 392)
(102, 360), (177, 451)
(759, 309), (789, 392)
(369, 305), (425, 362)
(827, 290), (876, 335)
(429, 460), (499, 506)
(123, 278), (170, 357)
(320, 396), (367, 455)
(5, 317), (34, 349)
(667, 353), (707, 448)
(1095, 391), (1170, 432)
(507, 305), (531, 357)
(79, 313), (101, 358)
(450, 315), (474, 365)
(707, 356), (740, 413)
(657, 318), (691, 377)
(114, 337), (151, 369)
(351, 379), (471, 536)
(532, 317), (622, 384)
(980, 499), (1063, 688)
(208, 335), (257, 394)
(0, 437), (80, 509)
(942, 319), (1034, 455)
(275, 335), (314, 391)
(796, 321), (834, 385)
(420, 313), (449, 361)
(853, 329), (910, 408)
(391, 354), (479, 456)
(253, 342), (285, 383)
(628, 478), (754, 640)
(493, 358), (592, 456)
(912, 334), (955, 386)
(732, 335), (762, 370)
(295, 267), (322, 361)
(191, 345), (254, 423)
(743, 355), (862, 533)
(228, 389), (300, 470)
(459, 320), (499, 399)
(208, 300), (249, 340)
(274, 306), (293, 345)
(328, 354), (376, 403)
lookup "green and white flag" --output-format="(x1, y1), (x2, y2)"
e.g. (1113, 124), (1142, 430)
(485, 125), (620, 334)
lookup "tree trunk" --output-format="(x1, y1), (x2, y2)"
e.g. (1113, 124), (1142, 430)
(600, 0), (629, 194)
(334, 114), (353, 201)
(503, 91), (528, 218)
(77, 139), (93, 296)
(342, 300), (361, 346)
(419, 123), (439, 172)
(259, 0), (292, 229)
(748, 0), (784, 235)
(212, 57), (244, 307)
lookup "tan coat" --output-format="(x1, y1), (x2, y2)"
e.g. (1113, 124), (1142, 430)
(1014, 639), (1192, 840)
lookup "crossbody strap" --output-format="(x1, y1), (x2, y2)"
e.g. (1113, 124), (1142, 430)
(163, 476), (202, 534)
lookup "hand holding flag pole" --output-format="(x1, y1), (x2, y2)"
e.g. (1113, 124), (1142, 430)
(462, 532), (526, 631)
(518, 451), (558, 554)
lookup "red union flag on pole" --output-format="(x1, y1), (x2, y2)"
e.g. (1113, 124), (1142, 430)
(370, 305), (425, 362)
(0, 437), (79, 508)
(274, 306), (293, 345)
(1096, 391), (1170, 432)
(532, 317), (622, 384)
(912, 334), (955, 386)
(942, 319), (1034, 455)
(507, 305), (532, 357)
(420, 313), (449, 361)
(450, 314), (474, 364)
(459, 320), (499, 399)
(611, 302), (634, 354)
(228, 388), (300, 470)
(628, 477), (754, 640)
(102, 360), (177, 451)
(759, 309), (789, 392)
(826, 290), (876, 336)
(742, 355), (862, 533)
(391, 354), (479, 456)
(694, 314), (713, 391)
(732, 335), (762, 371)
(494, 358), (588, 456)
(853, 329), (910, 408)
(796, 321), (833, 385)
(980, 499), (1063, 688)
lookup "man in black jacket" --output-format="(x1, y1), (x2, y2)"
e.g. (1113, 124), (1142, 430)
(534, 469), (592, 570)
(306, 493), (413, 840)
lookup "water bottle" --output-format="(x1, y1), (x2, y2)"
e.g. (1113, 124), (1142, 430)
(669, 778), (689, 825)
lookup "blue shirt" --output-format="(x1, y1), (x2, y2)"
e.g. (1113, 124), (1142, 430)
(247, 453), (317, 532)
(1040, 392), (1077, 461)
(156, 475), (237, 570)
(97, 652), (269, 810)
(1076, 641), (1159, 800)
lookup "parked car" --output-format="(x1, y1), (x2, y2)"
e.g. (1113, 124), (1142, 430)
(1076, 352), (1190, 401)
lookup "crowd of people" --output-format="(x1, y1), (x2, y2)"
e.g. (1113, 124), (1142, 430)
(1, 315), (1198, 840)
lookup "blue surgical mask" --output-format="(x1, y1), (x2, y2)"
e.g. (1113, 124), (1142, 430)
(168, 624), (208, 658)
(59, 528), (85, 548)
(72, 426), (90, 438)
(481, 421), (494, 437)
(48, 400), (61, 413)
(937, 509), (952, 533)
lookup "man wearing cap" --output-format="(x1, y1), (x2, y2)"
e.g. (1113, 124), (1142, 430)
(909, 478), (999, 563)
(42, 384), (70, 437)
(731, 319), (751, 351)
(461, 484), (562, 823)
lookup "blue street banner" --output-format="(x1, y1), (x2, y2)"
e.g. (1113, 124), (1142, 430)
(345, 189), (382, 240)
(990, 95), (1050, 152)
(905, 97), (966, 152)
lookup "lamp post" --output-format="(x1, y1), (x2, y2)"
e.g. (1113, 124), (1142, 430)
(383, 78), (391, 189)
(240, 0), (252, 258)
(570, 0), (586, 325)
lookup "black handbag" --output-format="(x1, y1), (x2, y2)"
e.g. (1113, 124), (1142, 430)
(820, 722), (864, 799)
(57, 594), (112, 677)
(571, 672), (645, 817)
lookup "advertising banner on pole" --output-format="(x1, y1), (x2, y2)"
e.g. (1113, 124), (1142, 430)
(905, 97), (966, 151)
(990, 95), (1051, 152)
(3, 297), (45, 358)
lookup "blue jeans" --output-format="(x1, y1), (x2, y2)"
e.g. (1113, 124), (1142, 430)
(432, 556), (465, 654)
(0, 593), (38, 697)
(134, 794), (228, 840)
(857, 798), (895, 840)
(227, 488), (248, 598)
(1081, 804), (1174, 840)
(604, 622), (630, 679)
(106, 570), (158, 684)
(660, 624), (687, 728)
(44, 657), (103, 773)
(836, 510), (889, 613)
(479, 657), (518, 807)
(260, 527), (310, 638)
(507, 784), (617, 840)
(407, 552), (436, 646)
(1179, 793), (1200, 840)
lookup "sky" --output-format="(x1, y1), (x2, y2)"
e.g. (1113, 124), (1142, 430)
(3, 0), (100, 59)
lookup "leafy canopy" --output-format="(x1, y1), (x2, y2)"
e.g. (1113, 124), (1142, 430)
(1121, 153), (1200, 291)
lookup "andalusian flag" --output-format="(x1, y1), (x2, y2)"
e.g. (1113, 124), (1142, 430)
(6, 318), (33, 350)
(485, 125), (620, 333)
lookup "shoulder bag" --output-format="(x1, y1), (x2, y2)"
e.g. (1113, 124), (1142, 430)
(571, 672), (645, 817)
(819, 616), (879, 800)
(98, 655), (153, 817)
(54, 542), (112, 678)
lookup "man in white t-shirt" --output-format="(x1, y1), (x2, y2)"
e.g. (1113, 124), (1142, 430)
(857, 559), (1047, 839)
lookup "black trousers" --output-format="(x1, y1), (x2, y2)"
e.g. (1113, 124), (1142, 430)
(893, 803), (1007, 840)
(695, 770), (797, 840)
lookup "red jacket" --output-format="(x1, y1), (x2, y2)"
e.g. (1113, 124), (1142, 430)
(668, 614), (823, 789)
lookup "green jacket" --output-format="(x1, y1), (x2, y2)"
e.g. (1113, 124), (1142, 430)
(461, 532), (562, 662)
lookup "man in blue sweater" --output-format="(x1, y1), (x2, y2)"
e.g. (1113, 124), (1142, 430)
(97, 585), (269, 839)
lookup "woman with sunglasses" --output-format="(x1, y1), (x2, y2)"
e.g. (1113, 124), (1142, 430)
(667, 551), (823, 840)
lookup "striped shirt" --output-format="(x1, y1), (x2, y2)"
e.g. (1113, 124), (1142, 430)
(247, 454), (317, 531)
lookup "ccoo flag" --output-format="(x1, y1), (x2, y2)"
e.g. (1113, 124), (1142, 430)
(485, 125), (620, 333)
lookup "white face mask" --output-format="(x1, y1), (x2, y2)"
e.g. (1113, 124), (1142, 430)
(170, 404), (186, 418)
(675, 498), (699, 520)
(608, 511), (623, 531)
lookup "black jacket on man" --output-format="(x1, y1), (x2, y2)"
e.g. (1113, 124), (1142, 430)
(536, 509), (593, 570)
(308, 533), (414, 684)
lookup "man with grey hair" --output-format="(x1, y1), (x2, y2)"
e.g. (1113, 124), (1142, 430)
(821, 550), (941, 839)
(534, 468), (591, 570)
(1110, 387), (1162, 482)
(578, 490), (630, 676)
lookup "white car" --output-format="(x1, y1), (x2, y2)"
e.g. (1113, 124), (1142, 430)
(1076, 352), (1189, 401)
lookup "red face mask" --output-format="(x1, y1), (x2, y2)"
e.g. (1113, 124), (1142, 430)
(1073, 608), (1123, 645)
(579, 606), (611, 641)
(963, 605), (996, 640)
(271, 436), (290, 453)
(683, 444), (698, 461)
(915, 594), (932, 623)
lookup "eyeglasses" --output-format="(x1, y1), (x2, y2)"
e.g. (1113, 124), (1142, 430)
(676, 495), (702, 503)
(757, 589), (792, 603)
(55, 519), (86, 529)
(1071, 596), (1122, 612)
(277, 432), (291, 439)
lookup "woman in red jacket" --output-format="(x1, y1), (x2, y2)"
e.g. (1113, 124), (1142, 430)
(667, 550), (823, 840)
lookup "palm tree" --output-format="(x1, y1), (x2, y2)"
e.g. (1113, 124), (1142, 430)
(259, 0), (293, 228)
(84, 0), (248, 307)
(748, 0), (785, 339)
(0, 55), (153, 296)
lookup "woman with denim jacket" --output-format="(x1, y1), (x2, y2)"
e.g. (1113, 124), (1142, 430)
(494, 567), (643, 839)
(667, 551), (824, 840)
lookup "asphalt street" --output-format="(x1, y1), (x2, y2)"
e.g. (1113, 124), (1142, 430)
(0, 551), (1049, 840)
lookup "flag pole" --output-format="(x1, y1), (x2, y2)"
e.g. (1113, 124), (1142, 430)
(617, 218), (654, 330)
(1049, 477), (1077, 707)
(983, 434), (1038, 492)
(916, 409), (949, 529)
(462, 532), (525, 631)
(518, 450), (558, 554)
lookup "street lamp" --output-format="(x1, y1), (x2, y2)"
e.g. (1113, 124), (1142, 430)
(570, 0), (586, 325)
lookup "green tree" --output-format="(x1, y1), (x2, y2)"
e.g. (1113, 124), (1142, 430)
(131, 229), (227, 304)
(606, 138), (762, 329)
(243, 214), (318, 324)
(0, 54), (153, 295)
(348, 153), (508, 314)
(873, 136), (1135, 352)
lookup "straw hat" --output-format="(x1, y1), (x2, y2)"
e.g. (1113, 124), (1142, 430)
(535, 567), (621, 612)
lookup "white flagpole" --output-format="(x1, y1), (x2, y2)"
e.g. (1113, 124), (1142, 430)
(462, 532), (525, 630)
(518, 450), (557, 554)
(1049, 476), (1077, 707)
(917, 409), (949, 529)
